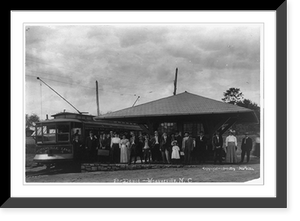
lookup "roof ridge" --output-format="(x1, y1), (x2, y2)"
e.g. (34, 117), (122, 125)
(185, 91), (252, 111)
(105, 91), (189, 115)
(98, 91), (253, 119)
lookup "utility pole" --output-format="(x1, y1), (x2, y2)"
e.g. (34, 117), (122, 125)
(96, 80), (100, 116)
(173, 67), (178, 95)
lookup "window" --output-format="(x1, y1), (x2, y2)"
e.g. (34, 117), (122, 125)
(158, 122), (177, 134)
(35, 123), (70, 143)
(183, 123), (193, 134)
(35, 126), (43, 144)
(42, 125), (56, 143)
(71, 122), (83, 141)
(184, 123), (204, 137)
(57, 124), (70, 142)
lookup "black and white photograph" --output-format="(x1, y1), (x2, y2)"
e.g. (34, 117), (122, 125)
(24, 23), (262, 184)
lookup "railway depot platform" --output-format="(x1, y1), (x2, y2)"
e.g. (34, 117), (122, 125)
(81, 163), (188, 172)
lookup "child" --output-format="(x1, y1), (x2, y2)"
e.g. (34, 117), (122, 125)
(171, 140), (180, 164)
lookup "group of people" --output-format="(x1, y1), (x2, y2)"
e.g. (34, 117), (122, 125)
(212, 130), (260, 164)
(107, 130), (209, 165)
(72, 129), (260, 165)
(98, 130), (186, 164)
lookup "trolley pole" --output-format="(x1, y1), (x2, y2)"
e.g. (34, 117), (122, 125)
(132, 96), (140, 107)
(37, 77), (82, 115)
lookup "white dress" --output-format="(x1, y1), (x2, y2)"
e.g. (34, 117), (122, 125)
(120, 139), (129, 163)
(171, 146), (180, 159)
(225, 135), (237, 163)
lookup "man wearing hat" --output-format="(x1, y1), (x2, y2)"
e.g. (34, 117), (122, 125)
(85, 130), (98, 162)
(240, 132), (253, 163)
(184, 132), (194, 165)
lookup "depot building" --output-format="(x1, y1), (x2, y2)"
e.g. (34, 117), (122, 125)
(95, 91), (258, 138)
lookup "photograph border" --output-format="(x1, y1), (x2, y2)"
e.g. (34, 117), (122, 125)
(22, 22), (265, 187)
(4, 1), (287, 208)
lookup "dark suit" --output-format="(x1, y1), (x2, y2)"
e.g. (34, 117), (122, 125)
(212, 135), (223, 164)
(151, 135), (161, 162)
(72, 139), (83, 161)
(85, 136), (98, 161)
(240, 137), (253, 163)
(71, 139), (83, 171)
(160, 136), (171, 163)
(129, 135), (142, 164)
(184, 137), (194, 164)
(175, 135), (182, 149)
(195, 136), (208, 163)
(103, 137), (111, 150)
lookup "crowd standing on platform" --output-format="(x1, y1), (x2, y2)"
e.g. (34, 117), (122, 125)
(72, 129), (260, 165)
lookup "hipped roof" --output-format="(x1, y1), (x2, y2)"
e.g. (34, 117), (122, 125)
(96, 91), (257, 121)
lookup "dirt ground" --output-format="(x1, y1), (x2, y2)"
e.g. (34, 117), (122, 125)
(26, 157), (260, 183)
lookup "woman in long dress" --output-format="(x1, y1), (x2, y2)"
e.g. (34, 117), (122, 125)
(225, 130), (238, 163)
(111, 133), (121, 163)
(253, 133), (260, 158)
(143, 134), (151, 164)
(120, 135), (129, 163)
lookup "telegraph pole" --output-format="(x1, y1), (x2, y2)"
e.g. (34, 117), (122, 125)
(173, 67), (178, 95)
(96, 80), (100, 116)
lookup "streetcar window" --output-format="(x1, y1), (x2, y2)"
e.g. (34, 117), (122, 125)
(43, 125), (56, 143)
(36, 126), (43, 144)
(57, 124), (70, 142)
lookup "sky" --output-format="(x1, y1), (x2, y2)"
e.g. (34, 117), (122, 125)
(25, 24), (261, 119)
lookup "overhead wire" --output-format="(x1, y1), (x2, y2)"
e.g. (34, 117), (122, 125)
(26, 73), (156, 97)
(26, 73), (95, 90)
(26, 54), (171, 97)
(26, 55), (84, 76)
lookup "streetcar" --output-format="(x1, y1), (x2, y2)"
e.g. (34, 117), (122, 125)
(32, 112), (142, 167)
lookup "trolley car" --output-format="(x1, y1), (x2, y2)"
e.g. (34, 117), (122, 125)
(32, 112), (142, 167)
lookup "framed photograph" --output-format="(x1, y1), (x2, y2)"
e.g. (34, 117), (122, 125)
(6, 1), (286, 208)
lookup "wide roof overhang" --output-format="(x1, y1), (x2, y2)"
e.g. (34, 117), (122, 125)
(95, 92), (258, 124)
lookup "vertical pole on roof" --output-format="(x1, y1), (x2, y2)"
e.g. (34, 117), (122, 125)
(96, 80), (100, 116)
(173, 67), (178, 95)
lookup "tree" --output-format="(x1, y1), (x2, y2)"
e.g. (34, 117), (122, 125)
(222, 88), (260, 135)
(221, 87), (244, 105)
(26, 113), (40, 128)
(236, 99), (259, 111)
